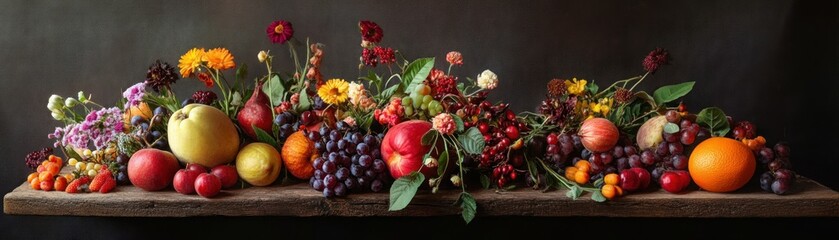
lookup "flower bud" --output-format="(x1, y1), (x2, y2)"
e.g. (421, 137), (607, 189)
(47, 101), (59, 111)
(50, 110), (65, 120)
(65, 98), (79, 108)
(428, 178), (439, 188)
(77, 91), (87, 102)
(230, 92), (243, 106)
(257, 50), (268, 63)
(49, 94), (63, 105)
(450, 174), (462, 187)
(424, 157), (438, 168)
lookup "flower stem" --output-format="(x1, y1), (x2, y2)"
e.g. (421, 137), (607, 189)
(629, 71), (651, 92)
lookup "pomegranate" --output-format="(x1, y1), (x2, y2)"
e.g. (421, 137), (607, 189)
(577, 118), (619, 153)
(237, 82), (274, 140)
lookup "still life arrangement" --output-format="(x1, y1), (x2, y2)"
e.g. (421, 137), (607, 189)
(23, 18), (796, 223)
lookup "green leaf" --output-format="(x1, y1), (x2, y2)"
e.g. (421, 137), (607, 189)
(593, 178), (605, 188)
(380, 84), (401, 101)
(653, 81), (695, 105)
(591, 191), (607, 202)
(388, 171), (425, 211)
(457, 127), (485, 155)
(401, 58), (435, 93)
(451, 114), (465, 132)
(295, 88), (311, 112)
(663, 122), (680, 134)
(253, 125), (278, 148)
(588, 82), (599, 94)
(421, 130), (438, 146)
(635, 91), (656, 108)
(459, 192), (477, 224)
(456, 82), (465, 93)
(480, 174), (490, 189)
(437, 150), (449, 177)
(264, 75), (285, 105)
(525, 158), (539, 184)
(236, 64), (248, 81)
(696, 107), (730, 137)
(566, 186), (582, 200)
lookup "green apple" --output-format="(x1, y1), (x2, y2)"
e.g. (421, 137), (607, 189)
(168, 104), (240, 168)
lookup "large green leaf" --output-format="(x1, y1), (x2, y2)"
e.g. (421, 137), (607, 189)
(696, 107), (730, 137)
(457, 127), (485, 155)
(263, 75), (285, 105)
(388, 171), (425, 211)
(380, 84), (401, 101)
(635, 91), (656, 108)
(480, 174), (490, 189)
(459, 192), (477, 224)
(236, 64), (248, 81)
(421, 130), (438, 146)
(653, 81), (695, 105)
(402, 58), (435, 93)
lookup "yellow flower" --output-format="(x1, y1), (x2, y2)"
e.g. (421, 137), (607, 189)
(178, 48), (205, 77)
(564, 78), (588, 95)
(317, 79), (350, 105)
(205, 48), (236, 71)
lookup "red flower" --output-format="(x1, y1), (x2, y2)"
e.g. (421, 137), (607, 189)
(362, 48), (377, 67)
(374, 46), (395, 65)
(643, 48), (669, 73)
(359, 21), (383, 43)
(267, 20), (294, 44)
(197, 72), (214, 88)
(191, 91), (217, 105)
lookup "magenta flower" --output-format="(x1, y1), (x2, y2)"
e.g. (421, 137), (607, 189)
(267, 20), (294, 44)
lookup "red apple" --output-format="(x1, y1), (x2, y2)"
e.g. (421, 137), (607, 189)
(195, 173), (221, 198)
(173, 169), (202, 194)
(211, 165), (239, 189)
(381, 120), (438, 179)
(128, 148), (180, 191)
(186, 163), (207, 173)
(578, 118), (619, 153)
(619, 170), (640, 191)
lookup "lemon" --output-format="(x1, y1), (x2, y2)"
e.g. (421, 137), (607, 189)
(236, 143), (282, 186)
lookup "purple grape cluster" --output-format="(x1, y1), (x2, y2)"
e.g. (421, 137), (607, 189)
(307, 121), (390, 197)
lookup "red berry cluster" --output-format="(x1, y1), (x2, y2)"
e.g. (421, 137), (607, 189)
(373, 98), (404, 127)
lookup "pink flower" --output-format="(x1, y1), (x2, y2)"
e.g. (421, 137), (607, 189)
(432, 113), (456, 135)
(446, 51), (463, 66)
(290, 93), (300, 105)
(267, 20), (294, 44)
(343, 117), (357, 127)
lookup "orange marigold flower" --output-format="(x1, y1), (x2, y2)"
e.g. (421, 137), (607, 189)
(205, 48), (236, 71)
(178, 48), (205, 78)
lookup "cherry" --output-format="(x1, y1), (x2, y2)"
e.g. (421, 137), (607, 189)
(478, 121), (490, 134)
(660, 170), (690, 193)
(630, 167), (652, 190)
(505, 125), (520, 140)
(546, 133), (559, 145)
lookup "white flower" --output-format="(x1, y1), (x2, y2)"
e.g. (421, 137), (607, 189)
(450, 174), (462, 187)
(51, 110), (65, 121)
(347, 82), (365, 105)
(257, 50), (269, 63)
(476, 69), (498, 90)
(48, 94), (63, 111)
(230, 92), (243, 106)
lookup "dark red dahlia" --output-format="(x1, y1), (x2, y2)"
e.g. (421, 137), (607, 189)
(25, 147), (52, 171)
(362, 48), (377, 67)
(267, 20), (294, 44)
(643, 48), (670, 73)
(359, 21), (383, 43)
(374, 46), (395, 65)
(145, 60), (179, 92)
(191, 91), (218, 105)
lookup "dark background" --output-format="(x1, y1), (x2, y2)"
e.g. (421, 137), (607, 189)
(1, 0), (837, 238)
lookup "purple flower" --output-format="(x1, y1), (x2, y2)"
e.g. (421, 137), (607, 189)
(123, 82), (146, 108)
(50, 107), (124, 150)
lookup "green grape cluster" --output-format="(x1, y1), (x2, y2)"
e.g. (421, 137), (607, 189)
(401, 83), (444, 120)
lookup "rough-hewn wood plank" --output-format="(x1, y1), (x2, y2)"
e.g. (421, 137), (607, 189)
(5, 177), (839, 217)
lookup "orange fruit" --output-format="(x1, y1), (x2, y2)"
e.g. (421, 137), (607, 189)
(281, 131), (318, 179)
(123, 102), (153, 125)
(688, 137), (756, 193)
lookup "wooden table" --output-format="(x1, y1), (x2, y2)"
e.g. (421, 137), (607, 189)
(4, 178), (839, 217)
